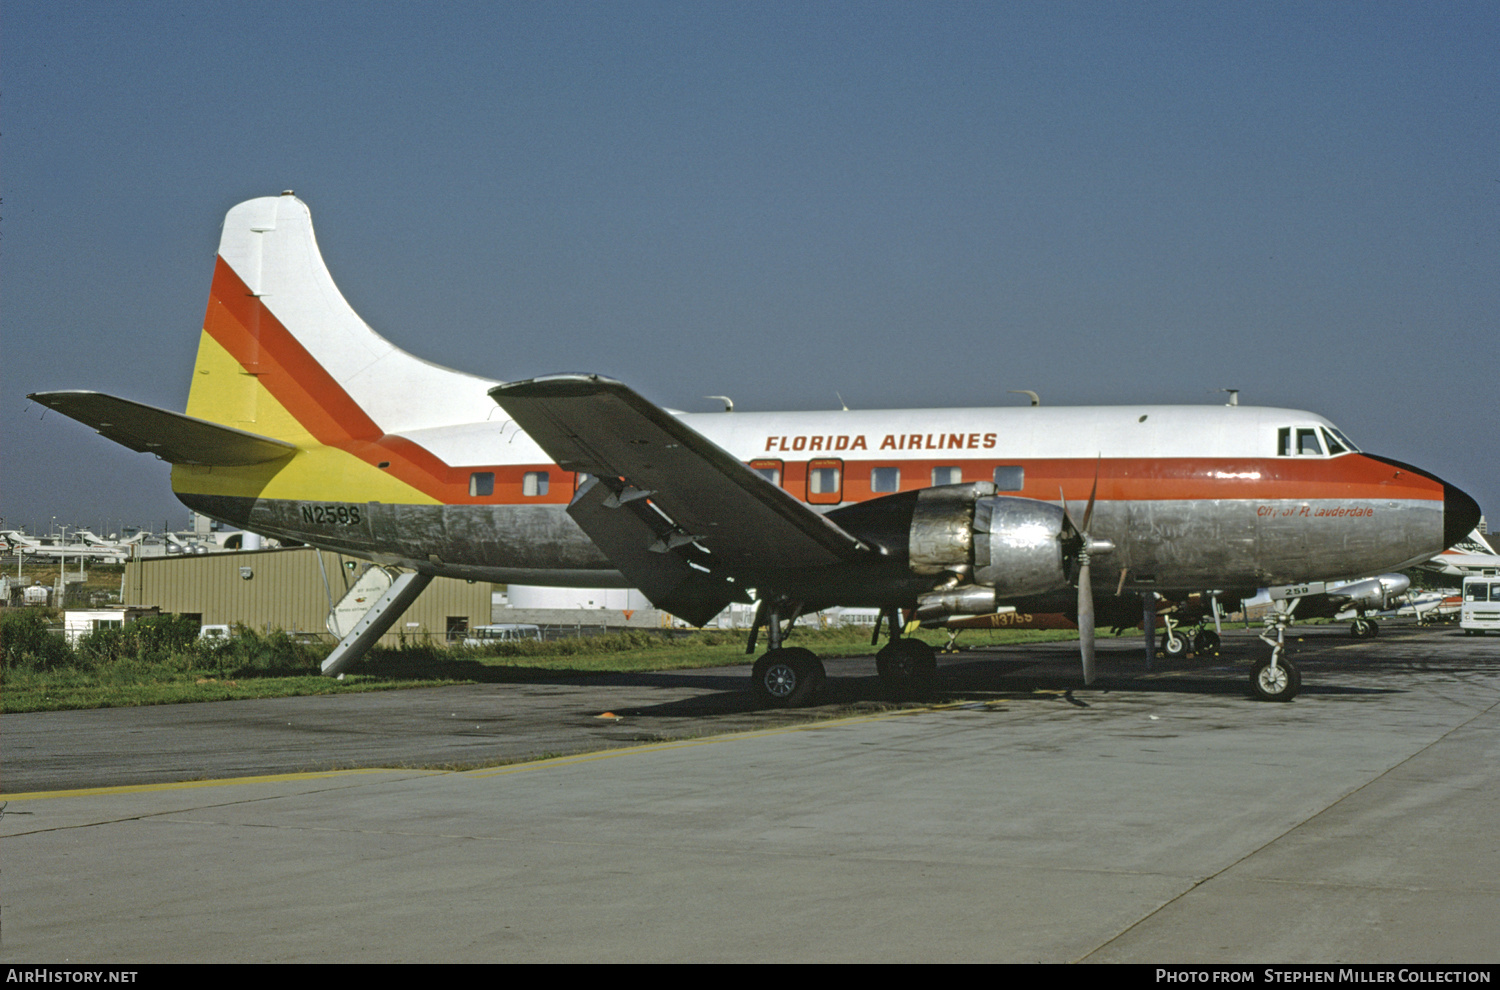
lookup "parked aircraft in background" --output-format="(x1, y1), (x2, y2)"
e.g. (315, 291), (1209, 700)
(0, 529), (130, 563)
(1273, 574), (1410, 637)
(927, 570), (1408, 657)
(1400, 588), (1463, 625)
(1419, 527), (1500, 579)
(29, 193), (1481, 702)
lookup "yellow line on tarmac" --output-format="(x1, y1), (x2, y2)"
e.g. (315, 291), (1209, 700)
(2, 768), (433, 802)
(467, 704), (965, 779)
(4, 704), (980, 798)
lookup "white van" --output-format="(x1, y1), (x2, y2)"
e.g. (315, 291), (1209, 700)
(1459, 577), (1500, 635)
(463, 623), (543, 646)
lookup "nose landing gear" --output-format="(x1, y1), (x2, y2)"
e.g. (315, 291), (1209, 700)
(1253, 603), (1302, 701)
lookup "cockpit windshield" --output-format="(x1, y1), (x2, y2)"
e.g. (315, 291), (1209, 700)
(1324, 426), (1359, 453)
(1277, 425), (1360, 457)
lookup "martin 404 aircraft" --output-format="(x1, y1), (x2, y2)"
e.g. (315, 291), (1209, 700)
(30, 193), (1480, 702)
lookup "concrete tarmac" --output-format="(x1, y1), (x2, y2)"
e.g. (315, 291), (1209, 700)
(3, 623), (1498, 963)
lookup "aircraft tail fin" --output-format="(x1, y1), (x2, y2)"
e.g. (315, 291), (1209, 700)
(186, 192), (498, 445)
(1452, 526), (1498, 557)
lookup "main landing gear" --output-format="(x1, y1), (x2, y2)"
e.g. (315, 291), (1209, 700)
(745, 603), (938, 707)
(750, 647), (824, 708)
(746, 600), (828, 708)
(1159, 612), (1222, 657)
(871, 607), (937, 700)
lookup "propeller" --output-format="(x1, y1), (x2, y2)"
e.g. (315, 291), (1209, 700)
(1061, 463), (1113, 685)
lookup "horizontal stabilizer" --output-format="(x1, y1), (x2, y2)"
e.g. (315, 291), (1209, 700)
(28, 391), (298, 466)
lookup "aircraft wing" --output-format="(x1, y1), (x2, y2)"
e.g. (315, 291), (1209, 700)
(490, 375), (878, 624)
(28, 391), (298, 466)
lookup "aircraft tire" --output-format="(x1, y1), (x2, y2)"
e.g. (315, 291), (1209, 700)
(1161, 633), (1188, 657)
(1351, 619), (1375, 638)
(751, 648), (824, 708)
(876, 638), (937, 700)
(1193, 629), (1221, 654)
(1250, 657), (1301, 702)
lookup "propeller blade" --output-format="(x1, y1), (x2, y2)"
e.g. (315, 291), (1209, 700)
(1062, 462), (1103, 685)
(1079, 458), (1100, 533)
(1078, 558), (1096, 684)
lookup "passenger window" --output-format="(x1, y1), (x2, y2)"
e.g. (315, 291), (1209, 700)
(522, 471), (549, 497)
(750, 459), (783, 487)
(994, 465), (1024, 491)
(932, 466), (962, 486)
(807, 459), (843, 504)
(469, 472), (494, 497)
(871, 466), (900, 493)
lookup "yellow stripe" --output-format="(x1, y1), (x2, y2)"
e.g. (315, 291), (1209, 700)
(4, 705), (980, 801)
(1, 768), (437, 802)
(173, 334), (437, 504)
(185, 331), (315, 442)
(466, 704), (963, 778)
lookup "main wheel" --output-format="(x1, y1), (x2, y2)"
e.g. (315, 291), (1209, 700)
(1250, 657), (1301, 702)
(750, 647), (824, 708)
(1193, 629), (1221, 653)
(1351, 618), (1375, 638)
(1161, 632), (1188, 657)
(876, 638), (937, 699)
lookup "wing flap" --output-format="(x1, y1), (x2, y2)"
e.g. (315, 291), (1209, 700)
(568, 477), (740, 626)
(28, 391), (298, 466)
(489, 375), (874, 573)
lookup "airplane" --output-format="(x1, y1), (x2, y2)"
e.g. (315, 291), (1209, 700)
(1397, 588), (1463, 625)
(1419, 527), (1500, 579)
(1261, 573), (1410, 638)
(0, 529), (129, 563)
(28, 192), (1481, 703)
(74, 529), (148, 554)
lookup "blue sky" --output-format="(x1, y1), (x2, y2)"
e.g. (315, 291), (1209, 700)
(5, 1), (1497, 535)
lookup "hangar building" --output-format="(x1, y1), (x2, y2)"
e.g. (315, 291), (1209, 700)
(122, 546), (491, 646)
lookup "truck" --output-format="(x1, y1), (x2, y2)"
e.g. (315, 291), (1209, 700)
(1459, 576), (1500, 635)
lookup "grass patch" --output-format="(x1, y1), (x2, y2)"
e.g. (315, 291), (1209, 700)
(1, 612), (1128, 713)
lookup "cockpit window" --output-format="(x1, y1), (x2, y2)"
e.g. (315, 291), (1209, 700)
(1326, 426), (1360, 453)
(1278, 427), (1333, 456)
(1321, 428), (1347, 455)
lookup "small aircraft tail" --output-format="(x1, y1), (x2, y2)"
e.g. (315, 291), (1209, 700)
(185, 192), (498, 445)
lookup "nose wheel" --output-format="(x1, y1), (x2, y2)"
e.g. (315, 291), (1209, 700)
(1250, 655), (1301, 701)
(1254, 604), (1302, 701)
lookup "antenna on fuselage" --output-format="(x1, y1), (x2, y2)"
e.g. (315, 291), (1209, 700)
(1008, 390), (1040, 406)
(705, 396), (734, 412)
(1219, 389), (1240, 406)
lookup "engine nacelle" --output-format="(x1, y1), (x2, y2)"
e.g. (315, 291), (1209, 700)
(907, 483), (1071, 617)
